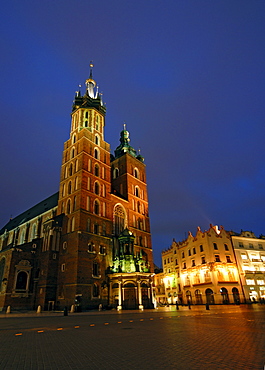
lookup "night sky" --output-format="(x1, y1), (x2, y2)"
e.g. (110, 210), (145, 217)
(1, 1), (265, 266)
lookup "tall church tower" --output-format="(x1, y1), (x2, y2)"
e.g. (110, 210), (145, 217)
(57, 65), (154, 310)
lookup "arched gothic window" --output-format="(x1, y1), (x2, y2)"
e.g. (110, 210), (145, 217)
(15, 271), (28, 291)
(114, 205), (126, 236)
(113, 168), (119, 179)
(68, 181), (72, 195)
(0, 258), (5, 292)
(135, 186), (140, 197)
(94, 200), (100, 215)
(94, 148), (99, 160)
(94, 164), (99, 177)
(134, 168), (139, 178)
(66, 199), (71, 214)
(94, 182), (100, 195)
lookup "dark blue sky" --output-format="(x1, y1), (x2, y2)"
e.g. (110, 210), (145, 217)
(1, 1), (265, 266)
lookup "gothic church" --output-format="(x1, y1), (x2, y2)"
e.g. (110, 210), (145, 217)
(0, 65), (154, 311)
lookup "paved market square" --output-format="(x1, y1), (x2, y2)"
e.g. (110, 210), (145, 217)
(0, 305), (264, 369)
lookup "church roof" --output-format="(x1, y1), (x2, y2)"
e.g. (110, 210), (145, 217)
(0, 192), (59, 235)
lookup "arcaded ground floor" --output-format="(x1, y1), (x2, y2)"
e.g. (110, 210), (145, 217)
(0, 304), (264, 369)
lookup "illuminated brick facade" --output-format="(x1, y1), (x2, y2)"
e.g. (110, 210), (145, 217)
(0, 67), (154, 311)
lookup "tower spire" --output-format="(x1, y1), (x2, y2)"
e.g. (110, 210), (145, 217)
(85, 61), (96, 98)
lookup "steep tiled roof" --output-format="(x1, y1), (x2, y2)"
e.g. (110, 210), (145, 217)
(0, 192), (59, 235)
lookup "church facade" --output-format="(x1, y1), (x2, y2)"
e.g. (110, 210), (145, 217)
(0, 66), (154, 311)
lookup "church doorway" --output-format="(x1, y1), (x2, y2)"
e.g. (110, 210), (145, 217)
(123, 283), (137, 309)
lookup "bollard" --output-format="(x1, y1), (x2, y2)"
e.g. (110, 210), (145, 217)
(63, 306), (68, 316)
(37, 305), (42, 313)
(6, 306), (11, 314)
(70, 305), (75, 313)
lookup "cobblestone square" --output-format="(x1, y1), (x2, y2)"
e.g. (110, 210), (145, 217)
(0, 305), (264, 369)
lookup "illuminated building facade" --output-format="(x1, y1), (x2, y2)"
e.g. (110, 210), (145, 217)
(161, 225), (243, 305)
(231, 231), (265, 302)
(0, 66), (154, 311)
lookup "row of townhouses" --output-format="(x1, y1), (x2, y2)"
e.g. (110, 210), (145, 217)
(155, 225), (265, 305)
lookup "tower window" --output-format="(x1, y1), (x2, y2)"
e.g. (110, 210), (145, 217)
(113, 168), (119, 179)
(71, 148), (75, 158)
(69, 163), (73, 176)
(66, 199), (71, 215)
(94, 164), (100, 177)
(134, 168), (139, 178)
(94, 200), (100, 215)
(68, 181), (72, 195)
(95, 135), (99, 145)
(85, 111), (88, 119)
(135, 186), (140, 197)
(94, 148), (99, 160)
(94, 182), (100, 195)
(85, 120), (88, 127)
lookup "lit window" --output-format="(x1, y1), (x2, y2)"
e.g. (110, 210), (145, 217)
(246, 279), (255, 285)
(134, 168), (139, 178)
(135, 186), (140, 197)
(241, 254), (248, 260)
(61, 264), (65, 272)
(215, 255), (220, 262)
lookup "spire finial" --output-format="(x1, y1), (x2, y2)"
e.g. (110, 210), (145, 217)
(123, 122), (126, 131)
(89, 61), (94, 78)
